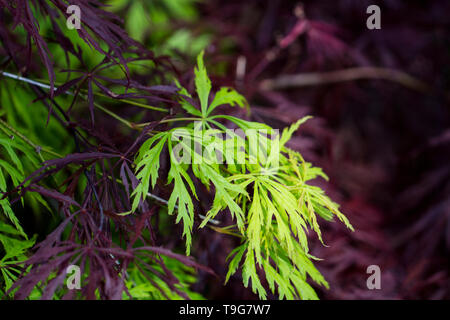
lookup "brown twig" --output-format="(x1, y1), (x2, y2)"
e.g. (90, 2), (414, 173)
(259, 67), (433, 94)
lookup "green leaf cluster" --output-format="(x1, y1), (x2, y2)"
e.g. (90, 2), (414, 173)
(123, 255), (205, 300)
(0, 130), (41, 296)
(132, 52), (353, 299)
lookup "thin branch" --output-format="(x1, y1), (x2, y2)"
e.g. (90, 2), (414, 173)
(146, 192), (220, 226)
(259, 67), (433, 93)
(0, 118), (45, 161)
(0, 71), (151, 130)
(0, 71), (53, 90)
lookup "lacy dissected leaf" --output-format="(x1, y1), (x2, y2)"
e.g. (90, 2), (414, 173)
(166, 149), (197, 255)
(207, 87), (247, 116)
(132, 132), (170, 211)
(0, 135), (33, 236)
(194, 50), (211, 116)
(0, 221), (36, 295)
(174, 79), (202, 117)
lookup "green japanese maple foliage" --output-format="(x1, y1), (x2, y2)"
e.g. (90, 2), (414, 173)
(132, 52), (354, 300)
